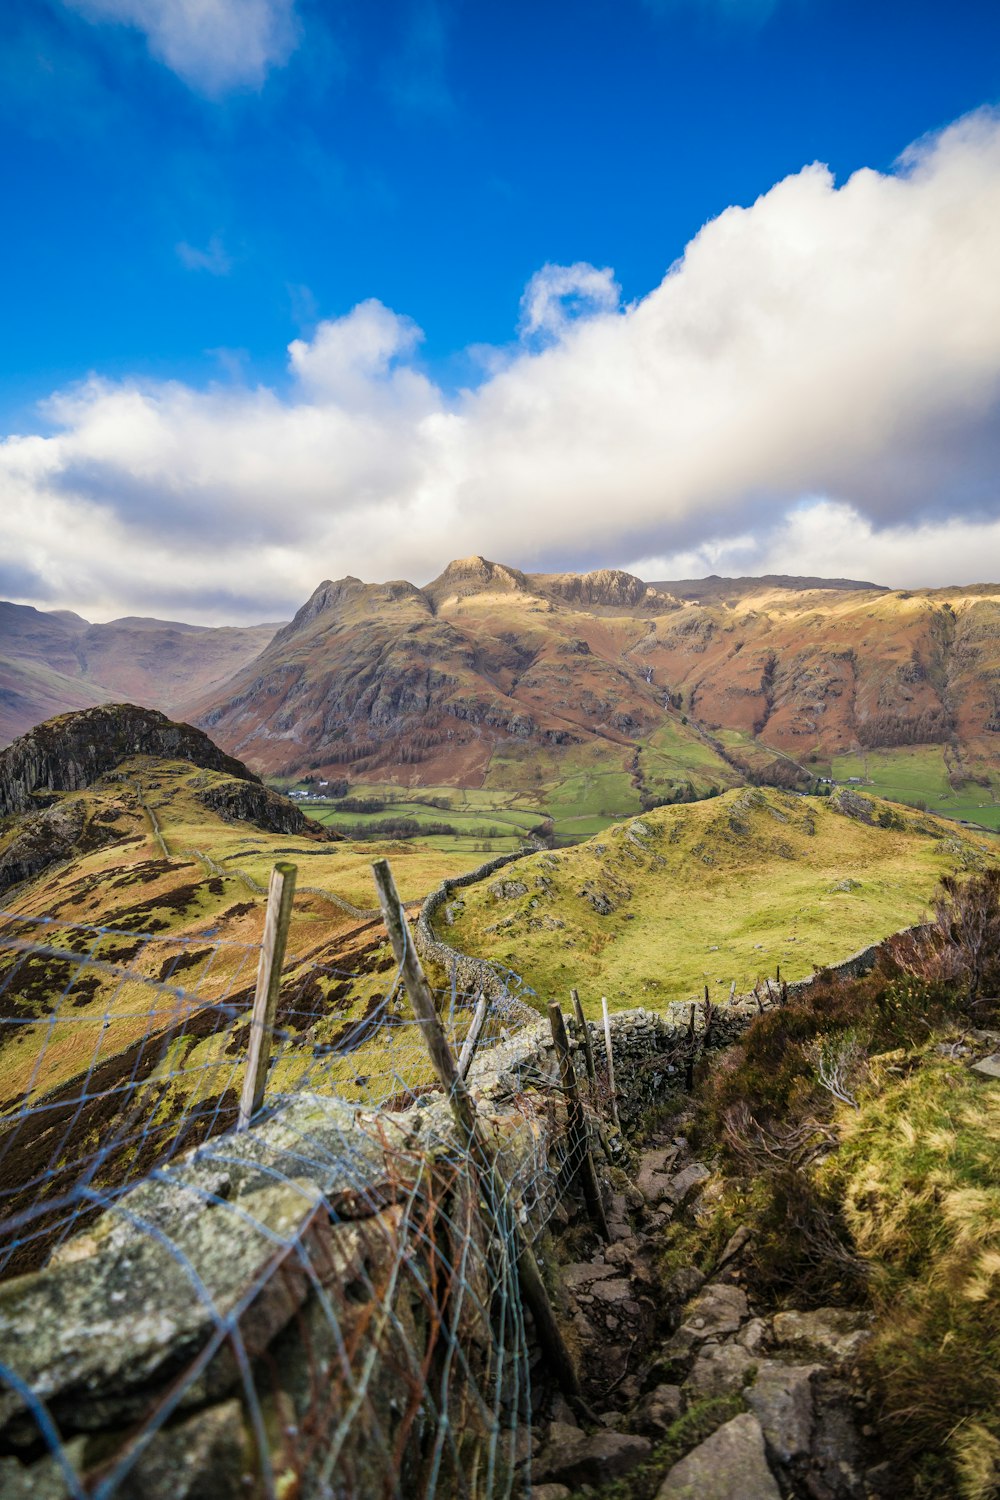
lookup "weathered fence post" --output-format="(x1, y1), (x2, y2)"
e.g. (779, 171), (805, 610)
(601, 997), (620, 1129)
(685, 1002), (697, 1090)
(371, 858), (589, 1410)
(571, 989), (597, 1091)
(548, 1002), (611, 1241)
(238, 861), (297, 1131)
(457, 993), (488, 1081)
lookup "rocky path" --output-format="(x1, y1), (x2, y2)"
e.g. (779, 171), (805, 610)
(529, 1132), (890, 1500)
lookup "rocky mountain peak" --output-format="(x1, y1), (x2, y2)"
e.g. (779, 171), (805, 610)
(425, 555), (532, 602)
(537, 568), (667, 609)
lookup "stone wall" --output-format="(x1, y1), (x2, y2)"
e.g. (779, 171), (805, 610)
(415, 850), (528, 999)
(0, 1004), (690, 1499)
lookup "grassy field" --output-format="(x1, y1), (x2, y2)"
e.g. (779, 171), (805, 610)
(443, 786), (1000, 1014)
(293, 716), (742, 852)
(830, 747), (1000, 831)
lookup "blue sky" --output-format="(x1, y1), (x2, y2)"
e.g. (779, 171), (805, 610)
(3, 0), (1000, 619)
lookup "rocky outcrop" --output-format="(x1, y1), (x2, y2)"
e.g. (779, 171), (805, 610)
(0, 705), (256, 817)
(0, 800), (123, 893)
(194, 777), (336, 840)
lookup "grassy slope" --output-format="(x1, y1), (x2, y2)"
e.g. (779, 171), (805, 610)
(831, 747), (1000, 831)
(444, 787), (999, 1013)
(0, 758), (484, 1112)
(296, 719), (743, 851)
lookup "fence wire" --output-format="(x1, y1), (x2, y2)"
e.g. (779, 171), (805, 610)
(0, 896), (609, 1500)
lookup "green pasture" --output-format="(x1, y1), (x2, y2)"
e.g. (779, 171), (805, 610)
(831, 747), (1000, 832)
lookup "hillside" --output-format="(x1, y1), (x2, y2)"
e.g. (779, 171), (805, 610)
(0, 732), (491, 1245)
(440, 784), (999, 1007)
(184, 559), (1000, 831)
(0, 601), (279, 747)
(6, 565), (1000, 834)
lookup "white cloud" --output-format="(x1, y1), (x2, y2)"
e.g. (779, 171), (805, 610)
(61, 0), (299, 93)
(519, 262), (622, 339)
(176, 234), (231, 274)
(3, 109), (1000, 622)
(629, 500), (1000, 588)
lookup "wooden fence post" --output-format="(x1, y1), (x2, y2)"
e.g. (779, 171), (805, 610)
(238, 862), (297, 1131)
(571, 989), (597, 1091)
(685, 1002), (697, 1090)
(371, 859), (590, 1411)
(548, 1002), (610, 1242)
(601, 997), (620, 1130)
(456, 993), (488, 1081)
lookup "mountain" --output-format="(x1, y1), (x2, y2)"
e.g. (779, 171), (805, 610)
(0, 601), (280, 747)
(188, 558), (746, 793)
(188, 560), (1000, 806)
(5, 565), (1000, 829)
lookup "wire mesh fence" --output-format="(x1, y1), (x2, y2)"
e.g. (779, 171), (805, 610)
(0, 875), (612, 1499)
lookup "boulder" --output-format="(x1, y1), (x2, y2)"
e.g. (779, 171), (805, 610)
(535, 1428), (652, 1488)
(665, 1265), (705, 1303)
(771, 1308), (871, 1365)
(655, 1413), (781, 1500)
(679, 1283), (748, 1340)
(745, 1361), (820, 1462)
(666, 1163), (711, 1205)
(636, 1148), (678, 1204)
(634, 1383), (684, 1439)
(684, 1341), (754, 1397)
(560, 1262), (623, 1292)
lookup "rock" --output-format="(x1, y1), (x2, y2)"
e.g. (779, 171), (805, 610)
(971, 1053), (1000, 1080)
(771, 1308), (872, 1364)
(604, 1239), (640, 1269)
(745, 1361), (820, 1462)
(655, 1413), (781, 1499)
(679, 1283), (749, 1340)
(665, 1163), (711, 1205)
(531, 1488), (571, 1500)
(111, 1399), (250, 1500)
(0, 1441), (87, 1499)
(590, 1278), (637, 1306)
(734, 1317), (769, 1355)
(635, 1383), (684, 1439)
(560, 1262), (623, 1292)
(637, 1148), (679, 1204)
(685, 1341), (754, 1397)
(536, 1429), (652, 1488)
(715, 1225), (753, 1270)
(665, 1265), (705, 1303)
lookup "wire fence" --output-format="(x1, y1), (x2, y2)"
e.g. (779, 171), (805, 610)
(0, 878), (611, 1499)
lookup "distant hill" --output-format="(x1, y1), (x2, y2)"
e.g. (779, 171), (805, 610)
(0, 601), (280, 747)
(0, 704), (335, 894)
(442, 785), (999, 1006)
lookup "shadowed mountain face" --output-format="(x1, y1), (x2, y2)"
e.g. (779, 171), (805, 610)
(183, 558), (1000, 789)
(0, 602), (280, 748)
